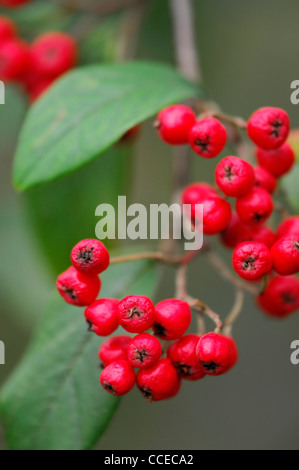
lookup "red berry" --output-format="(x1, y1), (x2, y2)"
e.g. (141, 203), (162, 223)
(201, 196), (232, 235)
(98, 335), (131, 367)
(56, 266), (101, 307)
(28, 78), (54, 102)
(215, 156), (255, 197)
(0, 0), (30, 7)
(232, 241), (272, 280)
(196, 333), (238, 376)
(136, 358), (178, 402)
(256, 143), (295, 178)
(277, 216), (299, 240)
(236, 187), (274, 225)
(0, 16), (16, 42)
(182, 182), (219, 219)
(153, 299), (191, 340)
(247, 107), (290, 150)
(271, 236), (299, 275)
(155, 105), (196, 145)
(30, 32), (77, 79)
(254, 166), (277, 194)
(127, 333), (161, 369)
(257, 275), (299, 318)
(189, 117), (227, 158)
(167, 334), (206, 381)
(0, 38), (28, 81)
(71, 239), (110, 275)
(117, 295), (155, 333)
(100, 360), (135, 396)
(221, 213), (276, 249)
(84, 298), (119, 337)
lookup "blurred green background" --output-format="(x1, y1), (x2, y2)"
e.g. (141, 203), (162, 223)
(1, 0), (299, 450)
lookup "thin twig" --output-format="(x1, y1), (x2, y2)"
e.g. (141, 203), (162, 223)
(223, 289), (244, 336)
(110, 249), (202, 266)
(117, 1), (147, 60)
(175, 264), (188, 300)
(186, 296), (223, 334)
(60, 0), (147, 15)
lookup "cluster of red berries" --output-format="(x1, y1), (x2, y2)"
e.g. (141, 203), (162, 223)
(0, 0), (30, 7)
(56, 239), (238, 401)
(0, 13), (77, 101)
(156, 105), (299, 319)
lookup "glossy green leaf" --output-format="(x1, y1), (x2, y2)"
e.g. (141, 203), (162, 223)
(13, 61), (202, 191)
(0, 260), (159, 450)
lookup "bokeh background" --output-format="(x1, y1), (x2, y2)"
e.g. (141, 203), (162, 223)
(1, 0), (299, 450)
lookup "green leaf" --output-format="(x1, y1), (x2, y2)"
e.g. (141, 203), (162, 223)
(0, 260), (159, 450)
(281, 164), (299, 213)
(13, 61), (202, 191)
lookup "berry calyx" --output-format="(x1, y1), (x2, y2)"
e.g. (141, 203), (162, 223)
(117, 295), (156, 333)
(257, 275), (299, 318)
(247, 107), (290, 150)
(167, 334), (206, 381)
(153, 299), (191, 340)
(236, 187), (274, 225)
(215, 156), (255, 197)
(71, 239), (110, 275)
(56, 266), (101, 307)
(254, 166), (277, 194)
(196, 333), (238, 376)
(271, 236), (299, 275)
(136, 358), (178, 402)
(100, 360), (135, 396)
(84, 298), (119, 337)
(98, 335), (131, 367)
(0, 38), (29, 81)
(277, 216), (299, 240)
(127, 333), (162, 369)
(256, 143), (295, 178)
(30, 32), (77, 79)
(189, 117), (227, 158)
(155, 105), (196, 145)
(232, 241), (273, 281)
(0, 16), (16, 42)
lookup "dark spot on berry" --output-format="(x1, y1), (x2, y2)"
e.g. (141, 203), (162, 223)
(294, 241), (299, 250)
(253, 213), (265, 222)
(134, 349), (148, 363)
(154, 120), (161, 130)
(127, 306), (144, 319)
(270, 120), (282, 138)
(224, 164), (235, 181)
(201, 361), (219, 373)
(175, 362), (192, 377)
(242, 256), (256, 271)
(86, 320), (93, 332)
(63, 286), (77, 301)
(99, 362), (105, 370)
(103, 382), (116, 394)
(140, 386), (153, 403)
(77, 246), (94, 265)
(194, 137), (209, 153)
(282, 292), (297, 304)
(153, 322), (167, 337)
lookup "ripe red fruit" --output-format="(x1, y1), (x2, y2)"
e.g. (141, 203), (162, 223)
(100, 360), (135, 396)
(254, 166), (277, 194)
(277, 216), (299, 240)
(257, 275), (299, 318)
(28, 78), (54, 102)
(196, 333), (238, 376)
(0, 38), (28, 81)
(71, 239), (110, 275)
(136, 358), (178, 402)
(215, 156), (255, 197)
(56, 266), (101, 307)
(189, 117), (227, 158)
(84, 298), (119, 337)
(155, 105), (196, 145)
(0, 0), (30, 7)
(201, 196), (232, 235)
(247, 107), (290, 150)
(127, 333), (161, 369)
(30, 32), (77, 79)
(167, 334), (206, 381)
(0, 16), (16, 42)
(256, 143), (295, 178)
(221, 213), (276, 249)
(153, 299), (191, 340)
(182, 182), (219, 219)
(117, 295), (155, 333)
(271, 236), (299, 275)
(232, 241), (273, 280)
(236, 187), (274, 225)
(98, 335), (131, 367)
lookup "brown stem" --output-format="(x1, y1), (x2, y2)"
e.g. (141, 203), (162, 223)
(186, 296), (223, 334)
(223, 289), (244, 336)
(110, 249), (201, 266)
